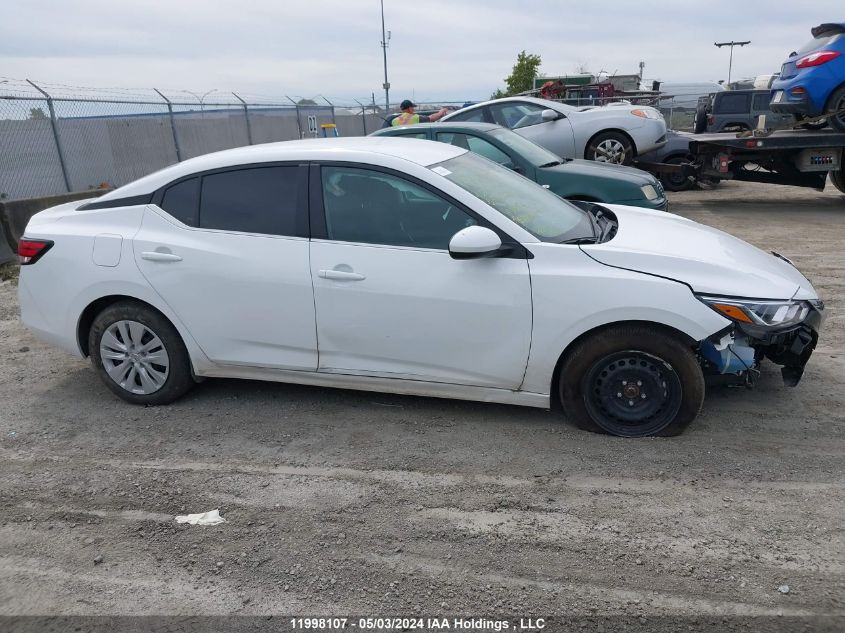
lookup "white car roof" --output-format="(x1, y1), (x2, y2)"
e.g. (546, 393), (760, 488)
(443, 96), (576, 118)
(98, 137), (466, 199)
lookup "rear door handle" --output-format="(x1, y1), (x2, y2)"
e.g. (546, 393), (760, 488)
(318, 269), (366, 281)
(141, 251), (183, 262)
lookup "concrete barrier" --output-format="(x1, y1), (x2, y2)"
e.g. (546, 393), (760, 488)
(0, 190), (110, 264)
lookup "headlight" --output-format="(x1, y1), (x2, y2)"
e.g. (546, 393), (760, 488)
(640, 184), (659, 200)
(697, 295), (810, 328)
(631, 108), (661, 120)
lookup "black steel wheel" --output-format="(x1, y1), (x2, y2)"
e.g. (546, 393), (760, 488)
(582, 352), (683, 437)
(558, 325), (705, 437)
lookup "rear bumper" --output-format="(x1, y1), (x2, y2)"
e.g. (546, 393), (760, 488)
(770, 75), (828, 116)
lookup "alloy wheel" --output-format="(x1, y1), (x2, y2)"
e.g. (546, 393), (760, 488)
(99, 320), (170, 395)
(593, 139), (627, 164)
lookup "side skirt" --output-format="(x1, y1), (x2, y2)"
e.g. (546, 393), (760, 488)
(197, 365), (551, 409)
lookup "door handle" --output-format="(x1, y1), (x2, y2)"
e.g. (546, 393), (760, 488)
(141, 251), (182, 262)
(318, 269), (366, 281)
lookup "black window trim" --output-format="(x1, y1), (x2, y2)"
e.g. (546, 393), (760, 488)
(150, 161), (310, 238)
(308, 161), (531, 259)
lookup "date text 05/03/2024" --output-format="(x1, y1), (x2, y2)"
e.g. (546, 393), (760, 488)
(289, 617), (547, 631)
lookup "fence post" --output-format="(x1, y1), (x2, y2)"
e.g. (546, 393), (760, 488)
(154, 88), (182, 162)
(232, 92), (253, 145)
(286, 96), (303, 139)
(26, 79), (71, 192)
(353, 98), (367, 135)
(321, 96), (336, 127)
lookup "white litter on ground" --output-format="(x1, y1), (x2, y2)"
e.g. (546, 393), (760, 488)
(175, 509), (226, 526)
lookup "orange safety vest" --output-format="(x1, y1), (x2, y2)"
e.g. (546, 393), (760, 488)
(392, 111), (420, 126)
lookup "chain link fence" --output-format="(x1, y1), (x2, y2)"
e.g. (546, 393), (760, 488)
(0, 81), (385, 201)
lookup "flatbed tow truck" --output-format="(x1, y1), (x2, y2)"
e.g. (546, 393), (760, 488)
(638, 128), (845, 195)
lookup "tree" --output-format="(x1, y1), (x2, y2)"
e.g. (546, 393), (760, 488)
(28, 107), (47, 120)
(491, 50), (542, 99)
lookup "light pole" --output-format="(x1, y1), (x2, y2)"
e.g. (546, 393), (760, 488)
(380, 0), (391, 112)
(714, 40), (750, 87)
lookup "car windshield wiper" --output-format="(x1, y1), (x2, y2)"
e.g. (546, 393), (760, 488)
(559, 235), (598, 244)
(538, 160), (564, 168)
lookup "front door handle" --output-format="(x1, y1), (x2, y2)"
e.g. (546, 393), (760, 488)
(318, 269), (366, 281)
(141, 251), (183, 262)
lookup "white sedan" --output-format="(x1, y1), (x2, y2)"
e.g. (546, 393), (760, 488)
(442, 96), (667, 165)
(18, 138), (823, 437)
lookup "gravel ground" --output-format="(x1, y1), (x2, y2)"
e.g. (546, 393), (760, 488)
(0, 180), (843, 630)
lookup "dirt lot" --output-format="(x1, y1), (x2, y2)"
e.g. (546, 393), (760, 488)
(0, 180), (844, 629)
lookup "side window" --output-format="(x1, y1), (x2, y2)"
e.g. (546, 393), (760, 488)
(446, 107), (487, 123)
(752, 93), (770, 111)
(159, 177), (199, 226)
(199, 166), (300, 236)
(436, 132), (513, 167)
(489, 102), (546, 129)
(321, 166), (476, 250)
(717, 94), (751, 115)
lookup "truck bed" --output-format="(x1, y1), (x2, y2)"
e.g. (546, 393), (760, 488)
(689, 128), (845, 152)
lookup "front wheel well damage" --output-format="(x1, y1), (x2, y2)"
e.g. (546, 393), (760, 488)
(549, 320), (696, 410)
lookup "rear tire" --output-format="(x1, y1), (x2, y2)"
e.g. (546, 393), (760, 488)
(832, 169), (845, 196)
(558, 325), (705, 437)
(824, 85), (845, 132)
(89, 301), (194, 405)
(660, 155), (695, 192)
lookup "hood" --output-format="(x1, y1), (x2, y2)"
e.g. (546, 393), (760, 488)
(545, 159), (655, 184)
(581, 204), (817, 300)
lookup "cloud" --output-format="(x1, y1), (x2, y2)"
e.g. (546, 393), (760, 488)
(1, 0), (842, 102)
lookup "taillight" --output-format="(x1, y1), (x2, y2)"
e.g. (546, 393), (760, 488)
(796, 50), (841, 68)
(707, 115), (714, 125)
(18, 238), (54, 265)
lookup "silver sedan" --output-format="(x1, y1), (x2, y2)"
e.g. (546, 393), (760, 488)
(442, 96), (667, 165)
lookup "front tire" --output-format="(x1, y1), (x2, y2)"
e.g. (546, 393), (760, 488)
(89, 301), (194, 405)
(586, 132), (634, 165)
(558, 325), (705, 437)
(832, 169), (845, 196)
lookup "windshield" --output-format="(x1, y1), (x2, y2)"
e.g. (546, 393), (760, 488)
(488, 128), (563, 167)
(432, 152), (590, 242)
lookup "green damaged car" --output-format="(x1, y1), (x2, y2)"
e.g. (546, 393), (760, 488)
(372, 121), (668, 211)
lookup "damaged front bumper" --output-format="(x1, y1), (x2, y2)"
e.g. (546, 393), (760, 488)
(699, 299), (824, 387)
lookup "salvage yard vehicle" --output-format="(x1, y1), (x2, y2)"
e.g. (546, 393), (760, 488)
(693, 89), (794, 133)
(18, 138), (824, 437)
(770, 22), (845, 131)
(371, 122), (668, 210)
(441, 96), (667, 166)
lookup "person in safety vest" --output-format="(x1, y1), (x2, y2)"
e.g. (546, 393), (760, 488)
(391, 100), (448, 126)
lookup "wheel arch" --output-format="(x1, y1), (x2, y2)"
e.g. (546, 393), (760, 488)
(549, 319), (697, 409)
(584, 128), (637, 160)
(823, 79), (845, 110)
(77, 295), (176, 358)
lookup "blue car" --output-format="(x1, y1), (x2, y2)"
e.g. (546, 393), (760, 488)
(770, 22), (845, 131)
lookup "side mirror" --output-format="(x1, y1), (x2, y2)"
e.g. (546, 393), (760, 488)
(541, 109), (561, 122)
(448, 226), (502, 259)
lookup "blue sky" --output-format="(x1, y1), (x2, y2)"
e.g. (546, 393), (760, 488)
(1, 0), (842, 104)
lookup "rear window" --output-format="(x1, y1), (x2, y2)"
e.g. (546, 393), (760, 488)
(716, 93), (750, 114)
(160, 177), (199, 226)
(797, 32), (842, 56)
(199, 166), (300, 236)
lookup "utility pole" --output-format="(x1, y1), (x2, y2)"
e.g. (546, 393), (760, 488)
(380, 0), (391, 112)
(714, 40), (750, 87)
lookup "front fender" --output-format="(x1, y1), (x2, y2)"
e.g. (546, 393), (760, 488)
(521, 244), (730, 394)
